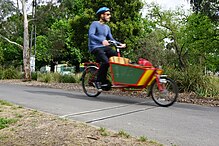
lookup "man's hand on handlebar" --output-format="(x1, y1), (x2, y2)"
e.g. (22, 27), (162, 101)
(119, 43), (126, 48)
(107, 40), (126, 48)
(102, 40), (110, 46)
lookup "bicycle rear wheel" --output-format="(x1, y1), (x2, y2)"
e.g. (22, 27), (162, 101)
(151, 77), (178, 107)
(81, 66), (101, 97)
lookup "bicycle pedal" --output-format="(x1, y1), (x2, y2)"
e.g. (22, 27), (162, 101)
(97, 88), (102, 92)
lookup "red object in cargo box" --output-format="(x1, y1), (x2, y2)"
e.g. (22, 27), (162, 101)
(138, 58), (152, 67)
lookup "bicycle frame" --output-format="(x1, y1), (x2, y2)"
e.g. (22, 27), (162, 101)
(83, 60), (164, 92)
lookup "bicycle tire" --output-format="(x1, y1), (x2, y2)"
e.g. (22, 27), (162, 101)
(81, 66), (101, 97)
(151, 77), (178, 107)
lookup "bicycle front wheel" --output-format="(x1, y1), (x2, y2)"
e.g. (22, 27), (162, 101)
(151, 77), (178, 107)
(81, 66), (101, 97)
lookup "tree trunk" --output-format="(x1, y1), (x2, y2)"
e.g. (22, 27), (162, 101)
(22, 0), (31, 80)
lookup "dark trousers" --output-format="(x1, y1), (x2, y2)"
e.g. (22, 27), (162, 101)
(91, 46), (117, 83)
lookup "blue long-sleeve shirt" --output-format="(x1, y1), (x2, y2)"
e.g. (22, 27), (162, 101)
(88, 21), (119, 52)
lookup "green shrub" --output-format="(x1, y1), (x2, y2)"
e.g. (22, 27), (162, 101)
(37, 72), (61, 83)
(37, 73), (52, 83)
(196, 76), (219, 98)
(36, 73), (43, 82)
(31, 72), (38, 80)
(0, 67), (3, 79)
(37, 72), (77, 83)
(51, 73), (61, 83)
(138, 136), (148, 142)
(60, 74), (76, 83)
(2, 67), (19, 79)
(43, 74), (52, 83)
(0, 117), (17, 129)
(211, 76), (219, 90)
(99, 127), (109, 136)
(164, 65), (219, 98)
(36, 72), (81, 83)
(0, 100), (13, 106)
(74, 73), (82, 83)
(118, 130), (130, 138)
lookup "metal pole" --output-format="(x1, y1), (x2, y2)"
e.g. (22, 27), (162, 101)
(30, 0), (36, 72)
(34, 24), (36, 56)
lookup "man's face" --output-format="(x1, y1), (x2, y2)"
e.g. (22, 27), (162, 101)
(101, 11), (111, 22)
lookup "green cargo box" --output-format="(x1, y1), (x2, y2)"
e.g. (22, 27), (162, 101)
(110, 63), (156, 86)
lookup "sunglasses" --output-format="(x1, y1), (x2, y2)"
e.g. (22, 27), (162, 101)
(104, 13), (111, 16)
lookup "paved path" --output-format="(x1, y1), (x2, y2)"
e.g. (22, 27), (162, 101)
(0, 83), (219, 146)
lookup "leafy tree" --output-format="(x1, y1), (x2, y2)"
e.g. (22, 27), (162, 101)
(0, 0), (32, 80)
(48, 20), (69, 61)
(184, 13), (219, 71)
(35, 35), (51, 69)
(35, 4), (64, 36)
(69, 0), (147, 64)
(135, 29), (177, 67)
(144, 3), (219, 72)
(59, 0), (85, 16)
(0, 0), (70, 79)
(69, 8), (94, 63)
(34, 1), (84, 71)
(189, 0), (219, 22)
(145, 3), (189, 69)
(0, 42), (4, 64)
(0, 0), (17, 21)
(189, 0), (203, 12)
(35, 0), (84, 36)
(0, 14), (23, 67)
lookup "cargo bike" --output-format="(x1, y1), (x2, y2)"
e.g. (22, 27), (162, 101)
(81, 41), (178, 107)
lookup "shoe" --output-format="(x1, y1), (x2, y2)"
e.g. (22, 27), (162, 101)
(94, 82), (102, 92)
(101, 79), (110, 87)
(101, 83), (108, 87)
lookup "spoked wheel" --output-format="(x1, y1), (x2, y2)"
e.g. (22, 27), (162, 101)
(151, 77), (178, 107)
(81, 66), (101, 97)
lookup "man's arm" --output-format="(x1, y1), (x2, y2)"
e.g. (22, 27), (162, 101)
(89, 22), (104, 43)
(107, 26), (126, 48)
(106, 26), (120, 44)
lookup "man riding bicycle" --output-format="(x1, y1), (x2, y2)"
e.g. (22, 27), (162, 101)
(88, 7), (126, 91)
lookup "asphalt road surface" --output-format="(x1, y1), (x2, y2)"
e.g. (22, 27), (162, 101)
(0, 83), (218, 146)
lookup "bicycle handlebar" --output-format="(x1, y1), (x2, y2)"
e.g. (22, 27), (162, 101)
(108, 40), (124, 48)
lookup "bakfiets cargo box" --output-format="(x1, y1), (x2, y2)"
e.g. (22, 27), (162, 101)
(109, 56), (163, 87)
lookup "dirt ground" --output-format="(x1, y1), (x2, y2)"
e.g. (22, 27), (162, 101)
(0, 79), (218, 146)
(0, 100), (161, 146)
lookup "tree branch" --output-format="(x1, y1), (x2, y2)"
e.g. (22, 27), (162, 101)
(0, 34), (23, 49)
(28, 19), (36, 22)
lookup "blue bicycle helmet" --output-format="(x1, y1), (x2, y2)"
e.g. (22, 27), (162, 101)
(96, 7), (110, 15)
